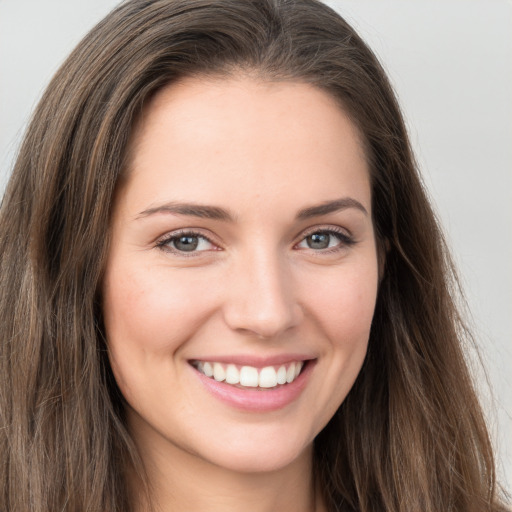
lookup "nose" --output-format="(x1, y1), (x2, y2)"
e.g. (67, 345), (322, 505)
(222, 248), (303, 339)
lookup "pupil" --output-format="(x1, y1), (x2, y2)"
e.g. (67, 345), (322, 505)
(307, 233), (329, 249)
(175, 236), (199, 252)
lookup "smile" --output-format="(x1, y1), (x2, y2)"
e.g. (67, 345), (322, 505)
(192, 361), (304, 389)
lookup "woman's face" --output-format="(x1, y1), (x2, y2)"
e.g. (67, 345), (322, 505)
(102, 77), (379, 474)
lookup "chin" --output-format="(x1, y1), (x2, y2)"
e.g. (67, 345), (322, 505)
(193, 426), (315, 474)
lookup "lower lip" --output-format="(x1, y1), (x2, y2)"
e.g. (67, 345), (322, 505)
(191, 361), (315, 412)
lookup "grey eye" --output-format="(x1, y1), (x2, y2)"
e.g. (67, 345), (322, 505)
(305, 232), (332, 249)
(173, 235), (200, 252)
(296, 230), (351, 251)
(158, 232), (216, 254)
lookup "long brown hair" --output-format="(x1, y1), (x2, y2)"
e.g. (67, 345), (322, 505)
(0, 1), (507, 510)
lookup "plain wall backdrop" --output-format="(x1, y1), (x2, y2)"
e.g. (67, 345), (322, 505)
(1, 0), (511, 491)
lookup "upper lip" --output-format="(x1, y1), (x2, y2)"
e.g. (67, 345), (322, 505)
(188, 353), (316, 368)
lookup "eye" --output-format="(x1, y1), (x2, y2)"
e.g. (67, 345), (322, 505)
(157, 231), (217, 254)
(296, 229), (353, 251)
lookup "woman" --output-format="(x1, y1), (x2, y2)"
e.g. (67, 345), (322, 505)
(0, 0), (508, 511)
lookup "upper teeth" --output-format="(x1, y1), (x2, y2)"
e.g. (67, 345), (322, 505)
(195, 361), (304, 388)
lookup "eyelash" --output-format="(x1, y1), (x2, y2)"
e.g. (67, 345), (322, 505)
(155, 229), (218, 257)
(155, 226), (355, 256)
(295, 226), (355, 253)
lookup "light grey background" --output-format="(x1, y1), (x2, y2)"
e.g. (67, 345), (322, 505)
(1, 0), (510, 490)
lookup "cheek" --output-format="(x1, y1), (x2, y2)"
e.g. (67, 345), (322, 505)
(101, 262), (218, 401)
(304, 263), (379, 345)
(103, 263), (211, 353)
(294, 260), (378, 432)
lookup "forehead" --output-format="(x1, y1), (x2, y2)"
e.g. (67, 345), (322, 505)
(122, 76), (370, 217)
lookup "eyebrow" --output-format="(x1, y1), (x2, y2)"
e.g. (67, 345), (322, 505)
(296, 197), (368, 219)
(136, 197), (367, 222)
(137, 202), (234, 221)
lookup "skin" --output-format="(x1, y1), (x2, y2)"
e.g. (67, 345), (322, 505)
(102, 76), (379, 512)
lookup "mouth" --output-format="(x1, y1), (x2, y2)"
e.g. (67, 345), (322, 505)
(189, 357), (315, 412)
(190, 360), (306, 390)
